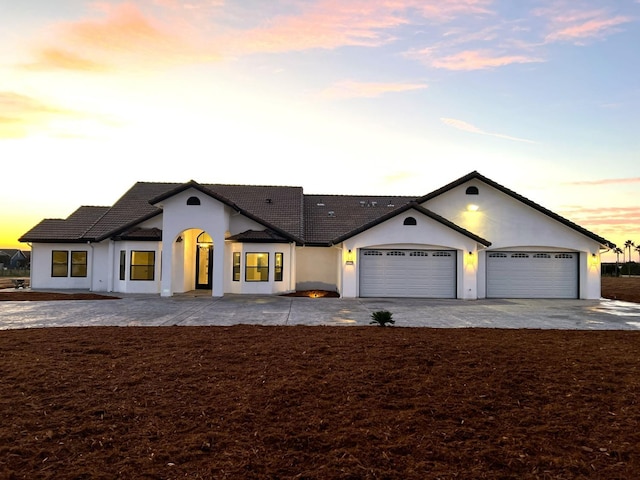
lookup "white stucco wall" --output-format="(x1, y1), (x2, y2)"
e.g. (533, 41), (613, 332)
(90, 242), (110, 292)
(422, 181), (603, 299)
(339, 211), (480, 299)
(29, 243), (92, 290)
(295, 246), (340, 292)
(224, 243), (296, 295)
(111, 241), (162, 294)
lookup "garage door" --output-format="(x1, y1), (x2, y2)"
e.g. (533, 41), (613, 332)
(359, 249), (456, 298)
(486, 251), (578, 298)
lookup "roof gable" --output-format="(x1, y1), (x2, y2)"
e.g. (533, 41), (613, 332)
(330, 201), (491, 246)
(416, 171), (615, 249)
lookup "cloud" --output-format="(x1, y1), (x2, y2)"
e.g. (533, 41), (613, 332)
(565, 177), (640, 186)
(0, 91), (115, 139)
(226, 0), (494, 55)
(537, 7), (632, 44)
(320, 80), (427, 99)
(22, 48), (109, 72)
(26, 3), (218, 72)
(424, 49), (542, 70)
(0, 92), (73, 138)
(440, 117), (535, 143)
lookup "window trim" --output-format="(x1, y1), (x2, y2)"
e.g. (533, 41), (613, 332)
(51, 250), (69, 277)
(274, 252), (283, 282)
(245, 252), (269, 282)
(70, 250), (88, 278)
(130, 250), (156, 281)
(119, 250), (126, 281)
(232, 252), (241, 282)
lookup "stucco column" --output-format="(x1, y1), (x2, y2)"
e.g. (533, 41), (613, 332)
(160, 241), (173, 297)
(212, 234), (225, 297)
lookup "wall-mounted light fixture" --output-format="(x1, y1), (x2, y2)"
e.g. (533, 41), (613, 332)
(176, 236), (183, 243)
(467, 204), (479, 212)
(468, 251), (473, 255)
(346, 249), (354, 265)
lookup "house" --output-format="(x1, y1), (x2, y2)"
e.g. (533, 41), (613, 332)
(0, 249), (29, 269)
(19, 171), (614, 299)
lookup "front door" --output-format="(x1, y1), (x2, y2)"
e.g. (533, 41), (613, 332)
(195, 245), (213, 289)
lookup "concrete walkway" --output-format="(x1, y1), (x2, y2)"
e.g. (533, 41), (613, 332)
(1, 292), (640, 330)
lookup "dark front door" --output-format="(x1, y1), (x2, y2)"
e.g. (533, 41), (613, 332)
(195, 245), (213, 289)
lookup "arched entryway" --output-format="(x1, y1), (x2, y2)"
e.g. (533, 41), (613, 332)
(195, 231), (213, 289)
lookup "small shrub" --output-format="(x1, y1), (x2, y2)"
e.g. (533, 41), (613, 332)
(370, 310), (394, 327)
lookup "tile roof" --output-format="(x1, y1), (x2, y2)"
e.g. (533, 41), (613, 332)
(18, 172), (614, 249)
(303, 194), (415, 245)
(20, 206), (110, 243)
(226, 229), (291, 243)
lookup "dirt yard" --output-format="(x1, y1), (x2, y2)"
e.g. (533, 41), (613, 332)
(1, 278), (639, 479)
(601, 276), (640, 303)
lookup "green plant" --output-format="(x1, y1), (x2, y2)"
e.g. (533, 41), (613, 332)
(370, 310), (394, 327)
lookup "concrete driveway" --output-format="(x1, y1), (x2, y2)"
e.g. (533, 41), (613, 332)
(1, 293), (640, 330)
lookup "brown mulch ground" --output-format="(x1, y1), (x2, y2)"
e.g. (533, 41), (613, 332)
(0, 292), (119, 301)
(1, 278), (639, 479)
(601, 276), (640, 303)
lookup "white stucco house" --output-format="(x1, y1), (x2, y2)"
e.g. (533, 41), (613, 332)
(20, 171), (614, 299)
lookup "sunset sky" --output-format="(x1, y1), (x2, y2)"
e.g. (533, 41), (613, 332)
(1, 0), (638, 259)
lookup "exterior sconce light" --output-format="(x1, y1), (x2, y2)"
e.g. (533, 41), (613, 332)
(346, 249), (354, 265)
(468, 251), (473, 255)
(467, 204), (479, 212)
(176, 236), (183, 243)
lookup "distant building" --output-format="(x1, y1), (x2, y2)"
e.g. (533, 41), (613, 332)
(0, 249), (30, 269)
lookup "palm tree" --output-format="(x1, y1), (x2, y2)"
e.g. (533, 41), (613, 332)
(614, 247), (623, 276)
(624, 240), (635, 276)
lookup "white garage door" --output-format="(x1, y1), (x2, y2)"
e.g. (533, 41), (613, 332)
(359, 249), (456, 298)
(486, 251), (578, 298)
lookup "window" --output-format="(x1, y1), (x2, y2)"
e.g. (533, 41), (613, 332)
(403, 217), (417, 226)
(245, 253), (269, 282)
(233, 252), (241, 282)
(130, 251), (155, 281)
(187, 196), (201, 205)
(51, 250), (68, 277)
(275, 252), (283, 282)
(71, 251), (87, 277)
(466, 186), (479, 195)
(119, 250), (126, 281)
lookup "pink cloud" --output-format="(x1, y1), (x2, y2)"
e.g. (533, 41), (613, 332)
(320, 80), (427, 99)
(227, 0), (494, 54)
(565, 177), (640, 186)
(546, 15), (631, 43)
(536, 6), (632, 44)
(426, 49), (542, 70)
(26, 3), (218, 72)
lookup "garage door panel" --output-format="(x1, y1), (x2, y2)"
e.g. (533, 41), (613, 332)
(487, 251), (578, 299)
(360, 249), (456, 298)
